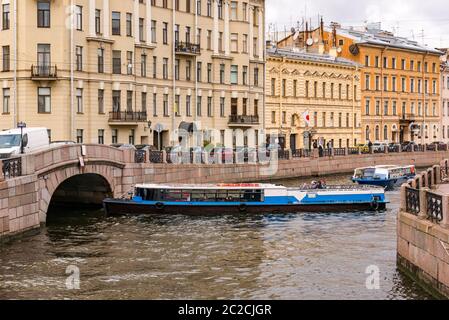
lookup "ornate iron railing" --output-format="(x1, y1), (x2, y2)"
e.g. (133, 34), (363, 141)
(31, 65), (58, 78)
(109, 111), (148, 122)
(135, 150), (146, 163)
(292, 149), (310, 158)
(228, 115), (260, 125)
(347, 147), (359, 155)
(278, 149), (290, 160)
(334, 148), (346, 156)
(149, 151), (164, 163)
(388, 145), (400, 153)
(405, 187), (420, 216)
(175, 41), (201, 55)
(426, 144), (437, 152)
(2, 157), (22, 179)
(441, 163), (449, 181)
(427, 192), (443, 223)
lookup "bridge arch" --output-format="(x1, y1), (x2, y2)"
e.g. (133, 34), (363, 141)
(38, 162), (122, 223)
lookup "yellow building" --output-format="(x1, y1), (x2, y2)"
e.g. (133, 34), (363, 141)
(0, 0), (265, 149)
(266, 47), (362, 150)
(279, 23), (442, 144)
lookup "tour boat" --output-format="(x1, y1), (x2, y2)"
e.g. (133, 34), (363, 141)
(352, 165), (416, 190)
(103, 183), (387, 216)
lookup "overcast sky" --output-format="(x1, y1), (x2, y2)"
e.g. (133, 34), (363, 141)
(266, 0), (449, 48)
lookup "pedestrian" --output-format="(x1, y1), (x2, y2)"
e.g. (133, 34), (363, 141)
(313, 141), (318, 149)
(368, 140), (373, 153)
(318, 144), (324, 157)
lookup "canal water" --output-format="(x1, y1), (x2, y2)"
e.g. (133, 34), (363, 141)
(0, 174), (432, 300)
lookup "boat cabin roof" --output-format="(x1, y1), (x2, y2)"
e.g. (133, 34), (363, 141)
(134, 183), (285, 190)
(355, 165), (415, 171)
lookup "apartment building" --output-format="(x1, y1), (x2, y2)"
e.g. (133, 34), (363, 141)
(0, 0), (265, 149)
(441, 49), (449, 143)
(279, 23), (442, 144)
(266, 47), (362, 150)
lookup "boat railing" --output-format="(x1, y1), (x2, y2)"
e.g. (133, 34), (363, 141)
(293, 185), (385, 192)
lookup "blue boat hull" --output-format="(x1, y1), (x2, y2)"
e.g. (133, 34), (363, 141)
(352, 175), (415, 190)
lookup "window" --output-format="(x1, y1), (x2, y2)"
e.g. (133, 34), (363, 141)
(365, 100), (370, 115)
(197, 61), (202, 82)
(127, 91), (133, 112)
(375, 101), (380, 115)
(383, 76), (388, 91)
(392, 76), (396, 92)
(196, 0), (201, 15)
(197, 96), (202, 116)
(207, 63), (212, 83)
(127, 51), (133, 75)
(2, 4), (10, 30)
(142, 92), (147, 113)
(392, 101), (397, 116)
(75, 46), (83, 71)
(254, 67), (259, 87)
(98, 89), (104, 114)
(2, 88), (10, 114)
(384, 101), (388, 116)
(207, 0), (212, 17)
(365, 55), (370, 67)
(141, 54), (147, 77)
(163, 58), (168, 79)
(112, 90), (121, 112)
(174, 95), (180, 116)
(153, 56), (157, 78)
(111, 129), (118, 144)
(37, 1), (50, 28)
(163, 94), (169, 116)
(38, 87), (51, 113)
(207, 97), (213, 117)
(220, 97), (225, 117)
(98, 129), (104, 144)
(76, 129), (84, 144)
(230, 65), (238, 84)
(95, 9), (101, 34)
(153, 93), (157, 116)
(401, 59), (406, 70)
(207, 30), (212, 50)
(2, 46), (10, 72)
(112, 12), (121, 35)
(75, 6), (82, 30)
(126, 13), (132, 36)
(242, 66), (248, 85)
(220, 64), (225, 84)
(231, 33), (238, 52)
(186, 95), (191, 116)
(218, 0), (223, 19)
(139, 18), (145, 41)
(271, 111), (276, 124)
(97, 48), (104, 73)
(76, 88), (83, 113)
(365, 75), (370, 90)
(230, 1), (238, 20)
(112, 51), (121, 74)
(163, 22), (168, 44)
(151, 20), (156, 42)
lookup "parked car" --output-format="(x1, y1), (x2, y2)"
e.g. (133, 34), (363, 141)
(372, 141), (389, 153)
(0, 127), (49, 159)
(356, 143), (370, 153)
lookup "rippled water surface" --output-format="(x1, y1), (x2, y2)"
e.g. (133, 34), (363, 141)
(0, 174), (433, 300)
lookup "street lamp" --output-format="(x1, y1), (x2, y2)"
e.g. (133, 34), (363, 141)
(17, 121), (26, 154)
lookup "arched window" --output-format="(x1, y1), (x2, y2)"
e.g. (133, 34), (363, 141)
(365, 126), (370, 142)
(384, 125), (388, 141)
(375, 126), (380, 141)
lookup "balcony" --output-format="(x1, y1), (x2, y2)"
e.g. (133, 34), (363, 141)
(31, 65), (58, 80)
(228, 115), (260, 127)
(400, 113), (416, 124)
(175, 42), (201, 56)
(108, 111), (148, 126)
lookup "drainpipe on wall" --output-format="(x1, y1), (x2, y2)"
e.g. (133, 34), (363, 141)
(172, 0), (176, 146)
(13, 0), (17, 128)
(70, 0), (75, 141)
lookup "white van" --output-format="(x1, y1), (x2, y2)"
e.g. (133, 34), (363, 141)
(0, 127), (50, 159)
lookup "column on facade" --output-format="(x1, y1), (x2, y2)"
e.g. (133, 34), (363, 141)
(146, 0), (152, 43)
(213, 0), (219, 55)
(89, 0), (96, 37)
(224, 0), (230, 56)
(103, 0), (110, 38)
(134, 0), (140, 43)
(258, 7), (263, 61)
(248, 5), (254, 59)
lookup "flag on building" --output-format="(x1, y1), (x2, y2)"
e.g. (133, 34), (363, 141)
(302, 110), (310, 127)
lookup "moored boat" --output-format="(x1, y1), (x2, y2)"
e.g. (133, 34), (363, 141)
(352, 165), (416, 190)
(103, 183), (387, 216)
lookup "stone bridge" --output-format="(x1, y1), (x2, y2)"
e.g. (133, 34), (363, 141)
(1, 144), (449, 241)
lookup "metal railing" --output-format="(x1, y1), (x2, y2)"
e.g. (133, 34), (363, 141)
(334, 148), (346, 156)
(348, 147), (360, 155)
(292, 149), (311, 158)
(427, 192), (443, 223)
(149, 151), (164, 163)
(135, 150), (146, 163)
(405, 187), (420, 216)
(228, 115), (260, 125)
(2, 157), (22, 179)
(109, 111), (148, 122)
(175, 41), (201, 55)
(31, 65), (58, 78)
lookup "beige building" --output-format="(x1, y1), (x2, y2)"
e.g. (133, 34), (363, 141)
(266, 47), (362, 150)
(0, 0), (265, 149)
(441, 49), (449, 143)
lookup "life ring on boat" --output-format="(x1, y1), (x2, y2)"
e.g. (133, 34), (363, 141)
(370, 201), (380, 211)
(239, 204), (248, 213)
(155, 202), (165, 210)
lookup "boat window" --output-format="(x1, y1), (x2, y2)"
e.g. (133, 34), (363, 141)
(136, 188), (264, 202)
